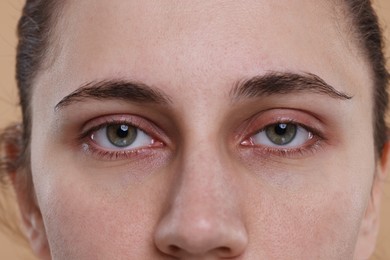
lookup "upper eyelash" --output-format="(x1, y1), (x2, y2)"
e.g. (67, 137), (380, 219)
(240, 119), (325, 158)
(78, 119), (145, 142)
(78, 114), (324, 161)
(250, 119), (324, 141)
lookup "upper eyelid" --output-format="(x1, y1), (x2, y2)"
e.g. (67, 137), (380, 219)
(238, 110), (327, 142)
(78, 114), (166, 143)
(244, 122), (317, 146)
(80, 119), (142, 139)
(257, 121), (323, 139)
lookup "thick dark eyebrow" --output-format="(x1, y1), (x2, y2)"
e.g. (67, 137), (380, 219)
(55, 80), (172, 111)
(230, 72), (352, 101)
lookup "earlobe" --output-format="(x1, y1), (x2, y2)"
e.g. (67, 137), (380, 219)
(2, 125), (51, 259)
(11, 170), (51, 260)
(11, 171), (51, 260)
(354, 142), (390, 259)
(11, 169), (51, 260)
(22, 210), (51, 260)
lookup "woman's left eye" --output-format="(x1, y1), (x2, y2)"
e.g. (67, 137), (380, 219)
(91, 123), (154, 150)
(248, 123), (313, 148)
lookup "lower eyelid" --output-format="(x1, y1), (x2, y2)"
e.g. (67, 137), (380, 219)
(81, 141), (163, 161)
(81, 131), (165, 161)
(244, 137), (323, 159)
(239, 120), (324, 159)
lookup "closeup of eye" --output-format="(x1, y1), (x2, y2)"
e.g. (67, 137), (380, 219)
(79, 115), (166, 160)
(91, 123), (154, 150)
(251, 123), (313, 148)
(239, 118), (321, 158)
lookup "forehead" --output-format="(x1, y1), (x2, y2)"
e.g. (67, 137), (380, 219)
(38, 0), (371, 106)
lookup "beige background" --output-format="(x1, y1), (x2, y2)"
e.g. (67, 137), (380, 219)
(0, 1), (390, 259)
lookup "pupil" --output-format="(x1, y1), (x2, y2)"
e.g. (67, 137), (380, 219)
(275, 124), (287, 135)
(117, 125), (129, 138)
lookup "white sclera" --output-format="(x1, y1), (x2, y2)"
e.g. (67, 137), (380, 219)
(91, 125), (153, 150)
(252, 124), (313, 148)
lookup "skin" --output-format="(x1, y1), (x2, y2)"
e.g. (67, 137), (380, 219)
(13, 0), (390, 259)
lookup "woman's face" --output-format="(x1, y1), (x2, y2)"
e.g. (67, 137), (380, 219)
(25, 0), (386, 259)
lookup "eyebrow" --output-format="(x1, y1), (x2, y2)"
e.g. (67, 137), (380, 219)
(55, 72), (352, 111)
(230, 72), (352, 101)
(55, 80), (172, 110)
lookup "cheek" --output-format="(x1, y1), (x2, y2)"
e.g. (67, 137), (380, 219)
(38, 181), (160, 258)
(30, 158), (167, 259)
(247, 189), (366, 259)
(243, 162), (372, 259)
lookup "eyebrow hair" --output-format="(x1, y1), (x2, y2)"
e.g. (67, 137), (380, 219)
(55, 72), (352, 111)
(55, 80), (172, 110)
(230, 72), (353, 101)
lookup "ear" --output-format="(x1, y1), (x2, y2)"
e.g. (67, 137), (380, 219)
(10, 170), (51, 260)
(3, 125), (51, 260)
(18, 200), (51, 260)
(354, 142), (390, 259)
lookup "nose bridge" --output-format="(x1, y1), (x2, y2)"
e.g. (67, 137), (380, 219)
(167, 88), (237, 216)
(154, 133), (248, 258)
(177, 138), (234, 216)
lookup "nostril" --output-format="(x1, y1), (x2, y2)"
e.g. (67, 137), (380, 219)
(155, 218), (248, 257)
(216, 246), (233, 257)
(165, 244), (234, 257)
(168, 245), (180, 253)
(219, 246), (231, 253)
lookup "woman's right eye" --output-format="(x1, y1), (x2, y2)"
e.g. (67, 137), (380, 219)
(90, 123), (155, 150)
(79, 115), (167, 160)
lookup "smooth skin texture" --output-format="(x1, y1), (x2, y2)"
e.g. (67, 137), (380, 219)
(14, 0), (390, 259)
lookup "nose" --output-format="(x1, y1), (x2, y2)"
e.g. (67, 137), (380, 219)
(154, 145), (248, 258)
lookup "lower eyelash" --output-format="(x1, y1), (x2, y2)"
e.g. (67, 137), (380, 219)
(249, 138), (323, 159)
(81, 141), (162, 161)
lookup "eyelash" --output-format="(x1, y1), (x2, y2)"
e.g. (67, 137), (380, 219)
(79, 116), (164, 160)
(240, 119), (325, 158)
(78, 114), (325, 161)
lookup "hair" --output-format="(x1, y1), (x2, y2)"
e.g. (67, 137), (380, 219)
(0, 0), (389, 241)
(344, 0), (389, 158)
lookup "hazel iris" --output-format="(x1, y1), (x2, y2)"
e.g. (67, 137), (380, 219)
(106, 124), (137, 147)
(265, 123), (297, 145)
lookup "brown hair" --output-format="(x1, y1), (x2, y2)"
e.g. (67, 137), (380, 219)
(0, 0), (62, 236)
(0, 0), (389, 237)
(344, 0), (389, 156)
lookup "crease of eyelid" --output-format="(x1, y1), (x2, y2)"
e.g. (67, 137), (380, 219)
(54, 80), (173, 111)
(230, 71), (353, 101)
